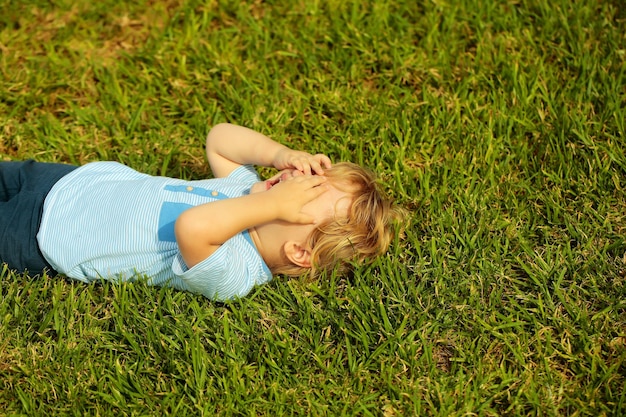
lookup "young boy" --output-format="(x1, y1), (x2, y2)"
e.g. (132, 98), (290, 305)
(1, 123), (399, 301)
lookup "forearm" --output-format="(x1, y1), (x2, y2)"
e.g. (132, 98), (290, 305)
(175, 192), (277, 268)
(206, 123), (287, 170)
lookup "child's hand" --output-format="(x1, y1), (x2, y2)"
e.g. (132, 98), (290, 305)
(267, 175), (328, 224)
(273, 148), (332, 176)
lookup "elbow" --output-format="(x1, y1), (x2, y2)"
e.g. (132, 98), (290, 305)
(206, 123), (231, 150)
(174, 211), (192, 249)
(174, 211), (199, 268)
(206, 123), (232, 166)
(175, 210), (219, 269)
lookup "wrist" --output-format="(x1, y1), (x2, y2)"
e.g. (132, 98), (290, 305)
(250, 190), (282, 222)
(271, 145), (290, 169)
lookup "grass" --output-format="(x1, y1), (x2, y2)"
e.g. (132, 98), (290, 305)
(1, 0), (625, 415)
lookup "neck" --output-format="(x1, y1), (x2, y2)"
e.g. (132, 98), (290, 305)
(248, 223), (283, 270)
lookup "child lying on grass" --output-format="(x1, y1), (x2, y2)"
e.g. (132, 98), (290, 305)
(1, 123), (400, 301)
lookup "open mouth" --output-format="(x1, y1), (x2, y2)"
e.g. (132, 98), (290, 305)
(266, 177), (280, 190)
(265, 172), (292, 190)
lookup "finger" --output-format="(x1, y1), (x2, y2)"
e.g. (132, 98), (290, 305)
(267, 171), (282, 183)
(315, 154), (332, 170)
(292, 160), (304, 174)
(300, 159), (312, 176)
(309, 159), (324, 176)
(302, 175), (327, 188)
(305, 182), (329, 201)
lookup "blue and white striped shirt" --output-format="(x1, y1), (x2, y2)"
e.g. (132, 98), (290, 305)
(37, 161), (272, 301)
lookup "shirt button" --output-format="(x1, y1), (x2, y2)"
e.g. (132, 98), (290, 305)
(186, 186), (193, 191)
(211, 190), (219, 196)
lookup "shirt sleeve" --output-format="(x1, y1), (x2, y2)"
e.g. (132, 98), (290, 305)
(171, 239), (256, 301)
(228, 164), (260, 185)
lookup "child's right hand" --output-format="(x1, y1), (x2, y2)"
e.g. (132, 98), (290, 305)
(267, 175), (328, 224)
(273, 148), (332, 176)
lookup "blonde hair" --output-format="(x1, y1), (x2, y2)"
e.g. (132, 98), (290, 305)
(273, 162), (403, 278)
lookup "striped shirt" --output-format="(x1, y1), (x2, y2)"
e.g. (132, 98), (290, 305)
(37, 161), (272, 301)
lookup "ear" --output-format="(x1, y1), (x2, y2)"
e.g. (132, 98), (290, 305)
(283, 241), (312, 268)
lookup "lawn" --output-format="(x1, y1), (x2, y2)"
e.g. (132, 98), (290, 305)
(1, 0), (625, 415)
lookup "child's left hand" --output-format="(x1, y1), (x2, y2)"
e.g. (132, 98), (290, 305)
(273, 149), (332, 176)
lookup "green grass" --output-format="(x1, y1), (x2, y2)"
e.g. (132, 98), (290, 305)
(1, 0), (625, 415)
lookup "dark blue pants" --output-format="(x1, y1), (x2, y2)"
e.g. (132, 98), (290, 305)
(0, 160), (77, 276)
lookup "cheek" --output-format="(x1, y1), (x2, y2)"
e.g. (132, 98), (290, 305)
(249, 182), (265, 194)
(303, 199), (333, 223)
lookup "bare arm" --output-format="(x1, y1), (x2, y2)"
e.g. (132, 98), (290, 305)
(175, 175), (328, 268)
(206, 123), (331, 178)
